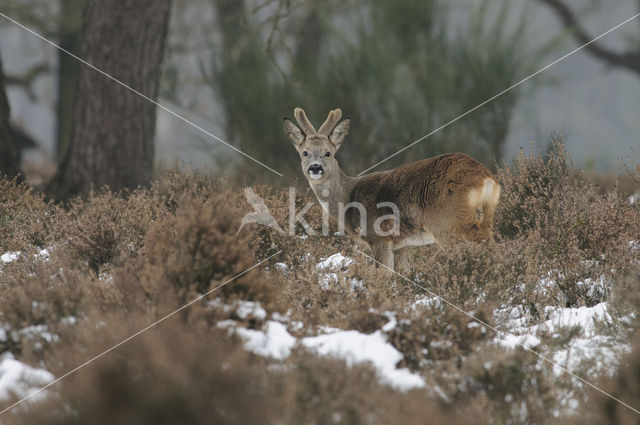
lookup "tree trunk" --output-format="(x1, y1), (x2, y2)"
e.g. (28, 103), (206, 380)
(50, 0), (171, 199)
(55, 0), (84, 162)
(0, 53), (20, 178)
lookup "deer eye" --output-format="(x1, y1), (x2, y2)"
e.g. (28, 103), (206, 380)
(302, 151), (308, 157)
(325, 152), (331, 157)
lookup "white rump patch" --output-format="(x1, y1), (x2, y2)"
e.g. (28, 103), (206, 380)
(467, 177), (499, 208)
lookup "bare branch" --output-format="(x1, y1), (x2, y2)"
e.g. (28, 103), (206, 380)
(4, 62), (50, 100)
(538, 0), (640, 74)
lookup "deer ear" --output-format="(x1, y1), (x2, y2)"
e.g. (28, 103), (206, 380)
(283, 118), (305, 146)
(330, 118), (350, 150)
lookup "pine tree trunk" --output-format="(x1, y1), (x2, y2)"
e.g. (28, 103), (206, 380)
(0, 54), (20, 178)
(50, 0), (171, 199)
(55, 0), (84, 162)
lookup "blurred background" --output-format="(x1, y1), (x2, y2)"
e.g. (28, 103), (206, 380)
(0, 0), (638, 194)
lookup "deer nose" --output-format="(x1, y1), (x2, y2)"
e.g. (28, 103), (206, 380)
(308, 164), (324, 175)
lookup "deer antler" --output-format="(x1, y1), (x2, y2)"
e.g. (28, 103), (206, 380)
(294, 107), (316, 135)
(318, 109), (342, 136)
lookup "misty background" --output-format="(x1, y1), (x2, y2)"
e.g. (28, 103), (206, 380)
(0, 0), (638, 187)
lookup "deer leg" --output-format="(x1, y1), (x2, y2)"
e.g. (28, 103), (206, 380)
(370, 239), (394, 270)
(394, 246), (411, 275)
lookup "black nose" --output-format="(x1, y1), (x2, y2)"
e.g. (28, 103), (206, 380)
(308, 164), (323, 174)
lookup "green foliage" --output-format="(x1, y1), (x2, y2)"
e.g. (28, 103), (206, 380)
(205, 0), (541, 181)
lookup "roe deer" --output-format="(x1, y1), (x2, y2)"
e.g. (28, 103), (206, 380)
(283, 107), (500, 272)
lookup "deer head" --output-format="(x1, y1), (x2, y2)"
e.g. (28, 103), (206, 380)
(283, 107), (350, 184)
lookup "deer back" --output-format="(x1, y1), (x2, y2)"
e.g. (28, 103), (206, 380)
(347, 153), (500, 241)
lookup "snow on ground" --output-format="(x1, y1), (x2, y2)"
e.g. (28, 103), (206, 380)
(234, 300), (267, 320)
(411, 296), (442, 311)
(494, 300), (628, 377)
(0, 249), (633, 407)
(496, 333), (541, 350)
(0, 353), (54, 404)
(207, 299), (267, 320)
(273, 262), (289, 272)
(0, 250), (62, 404)
(254, 255), (634, 395)
(219, 300), (425, 391)
(316, 253), (354, 270)
(315, 254), (363, 290)
(235, 321), (296, 360)
(34, 249), (49, 261)
(0, 252), (20, 263)
(302, 329), (425, 391)
(0, 249), (50, 265)
(493, 296), (633, 415)
(0, 249), (50, 273)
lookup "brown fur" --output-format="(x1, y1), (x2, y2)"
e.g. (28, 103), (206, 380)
(284, 108), (500, 271)
(351, 153), (499, 243)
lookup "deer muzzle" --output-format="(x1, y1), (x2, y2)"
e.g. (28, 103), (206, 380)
(308, 164), (324, 180)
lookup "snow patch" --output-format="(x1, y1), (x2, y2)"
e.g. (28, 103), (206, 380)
(315, 253), (362, 290)
(1, 249), (51, 273)
(207, 299), (267, 320)
(318, 272), (338, 289)
(14, 325), (58, 344)
(301, 330), (425, 391)
(274, 262), (289, 272)
(235, 301), (267, 320)
(411, 296), (442, 311)
(381, 311), (397, 332)
(35, 248), (50, 261)
(494, 302), (628, 377)
(542, 303), (611, 333)
(496, 334), (541, 350)
(1, 251), (20, 263)
(235, 321), (296, 360)
(316, 253), (353, 270)
(0, 354), (54, 403)
(223, 318), (424, 391)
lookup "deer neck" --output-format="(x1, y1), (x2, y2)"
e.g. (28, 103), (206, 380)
(309, 165), (359, 221)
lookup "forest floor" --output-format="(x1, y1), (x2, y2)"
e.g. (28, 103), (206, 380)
(0, 143), (639, 424)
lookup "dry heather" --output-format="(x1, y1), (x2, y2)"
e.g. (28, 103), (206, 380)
(10, 320), (487, 425)
(0, 142), (638, 424)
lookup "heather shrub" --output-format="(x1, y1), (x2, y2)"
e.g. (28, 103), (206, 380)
(10, 322), (275, 425)
(0, 252), (114, 364)
(573, 192), (639, 267)
(0, 178), (57, 251)
(274, 351), (488, 425)
(117, 190), (282, 314)
(495, 141), (640, 306)
(0, 148), (638, 425)
(496, 140), (571, 238)
(387, 303), (493, 370)
(275, 255), (396, 331)
(56, 189), (167, 274)
(150, 166), (225, 212)
(571, 324), (640, 425)
(241, 182), (352, 265)
(605, 265), (640, 345)
(411, 239), (540, 308)
(11, 319), (488, 425)
(496, 141), (630, 254)
(458, 347), (557, 425)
